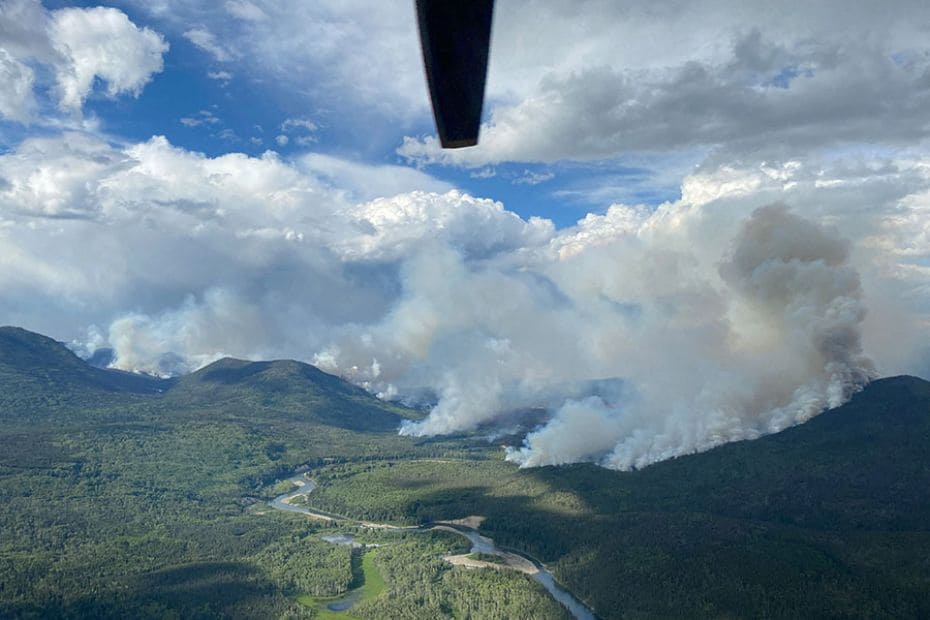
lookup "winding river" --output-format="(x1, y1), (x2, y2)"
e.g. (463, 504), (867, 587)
(268, 472), (597, 620)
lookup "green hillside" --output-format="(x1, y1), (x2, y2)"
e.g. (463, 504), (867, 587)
(2, 326), (930, 618)
(303, 376), (930, 618)
(168, 357), (419, 432)
(0, 328), (527, 619)
(0, 326), (170, 412)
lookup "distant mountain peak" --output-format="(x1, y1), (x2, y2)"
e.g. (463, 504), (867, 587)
(173, 355), (385, 407)
(0, 325), (91, 369)
(188, 357), (356, 389)
(0, 326), (417, 433)
(0, 325), (172, 397)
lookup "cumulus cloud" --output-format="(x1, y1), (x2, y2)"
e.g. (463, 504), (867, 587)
(51, 7), (168, 111)
(1, 131), (928, 470)
(281, 118), (318, 133)
(0, 0), (167, 119)
(0, 132), (547, 364)
(0, 0), (56, 64)
(297, 153), (454, 202)
(278, 118), (318, 146)
(2, 0), (929, 473)
(336, 191), (553, 262)
(401, 27), (930, 166)
(99, 0), (930, 166)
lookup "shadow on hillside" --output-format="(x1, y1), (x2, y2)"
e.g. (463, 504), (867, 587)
(1, 562), (288, 620)
(404, 377), (930, 618)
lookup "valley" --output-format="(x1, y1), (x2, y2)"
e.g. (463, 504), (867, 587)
(265, 469), (596, 619)
(2, 326), (930, 618)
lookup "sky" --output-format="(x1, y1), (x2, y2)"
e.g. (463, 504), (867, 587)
(1, 0), (930, 469)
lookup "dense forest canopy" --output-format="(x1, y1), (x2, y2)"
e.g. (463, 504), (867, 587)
(2, 327), (930, 618)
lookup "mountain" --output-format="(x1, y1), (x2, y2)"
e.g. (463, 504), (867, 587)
(0, 328), (456, 619)
(634, 375), (930, 530)
(0, 326), (415, 432)
(2, 324), (930, 619)
(289, 376), (930, 618)
(167, 356), (418, 432)
(0, 326), (171, 412)
(473, 375), (930, 618)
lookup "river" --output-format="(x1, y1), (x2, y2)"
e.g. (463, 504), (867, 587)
(268, 472), (597, 620)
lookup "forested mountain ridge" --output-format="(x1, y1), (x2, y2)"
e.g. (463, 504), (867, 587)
(0, 326), (415, 432)
(0, 326), (171, 411)
(0, 328), (506, 619)
(511, 375), (930, 617)
(166, 356), (420, 432)
(2, 325), (930, 618)
(631, 374), (930, 530)
(301, 376), (930, 618)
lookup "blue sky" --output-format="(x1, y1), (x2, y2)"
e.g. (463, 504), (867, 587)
(4, 0), (690, 228)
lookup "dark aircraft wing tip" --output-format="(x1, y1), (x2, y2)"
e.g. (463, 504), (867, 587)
(440, 137), (479, 149)
(416, 0), (494, 150)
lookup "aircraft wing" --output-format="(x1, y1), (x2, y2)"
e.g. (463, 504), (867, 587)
(416, 0), (495, 148)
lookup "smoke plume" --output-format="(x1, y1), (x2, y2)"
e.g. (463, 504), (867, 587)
(506, 205), (873, 469)
(1, 135), (924, 470)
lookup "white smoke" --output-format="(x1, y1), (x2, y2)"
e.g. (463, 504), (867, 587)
(506, 205), (873, 469)
(1, 134), (926, 470)
(106, 289), (270, 376)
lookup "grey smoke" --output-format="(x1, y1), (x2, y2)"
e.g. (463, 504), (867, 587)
(1, 134), (923, 471)
(507, 205), (874, 469)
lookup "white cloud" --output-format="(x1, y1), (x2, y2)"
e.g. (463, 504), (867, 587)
(121, 0), (428, 122)
(3, 130), (926, 470)
(278, 118), (318, 146)
(0, 1), (167, 119)
(281, 118), (317, 133)
(297, 152), (453, 202)
(0, 48), (36, 122)
(183, 27), (233, 62)
(470, 167), (496, 179)
(179, 109), (220, 127)
(0, 132), (124, 217)
(51, 6), (168, 111)
(225, 0), (267, 22)
(512, 170), (554, 186)
(401, 28), (930, 166)
(336, 190), (553, 262)
(0, 0), (56, 64)
(207, 69), (232, 84)
(106, 0), (930, 167)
